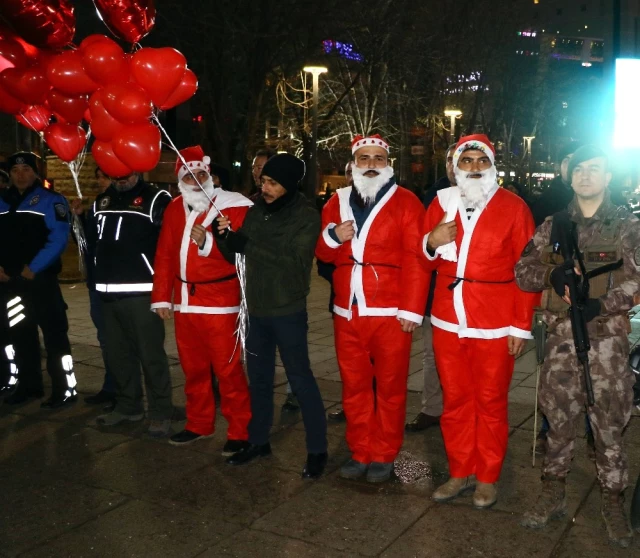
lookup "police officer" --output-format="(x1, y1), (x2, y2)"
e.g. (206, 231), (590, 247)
(515, 145), (640, 548)
(0, 152), (77, 408)
(93, 171), (174, 438)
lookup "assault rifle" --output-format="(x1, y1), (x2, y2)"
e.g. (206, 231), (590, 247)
(554, 212), (595, 406)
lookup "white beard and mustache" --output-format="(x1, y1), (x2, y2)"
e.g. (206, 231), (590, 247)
(351, 165), (394, 204)
(454, 166), (498, 209)
(178, 177), (215, 213)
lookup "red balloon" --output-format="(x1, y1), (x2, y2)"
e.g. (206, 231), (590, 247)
(44, 123), (86, 162)
(47, 89), (88, 124)
(79, 34), (113, 51)
(102, 82), (152, 124)
(47, 50), (100, 95)
(82, 37), (129, 86)
(84, 107), (92, 123)
(0, 22), (42, 65)
(92, 0), (156, 44)
(88, 90), (124, 141)
(113, 122), (161, 172)
(0, 83), (25, 114)
(92, 140), (133, 177)
(159, 68), (198, 110)
(131, 47), (186, 106)
(16, 105), (52, 132)
(0, 0), (75, 50)
(0, 66), (50, 105)
(0, 39), (28, 73)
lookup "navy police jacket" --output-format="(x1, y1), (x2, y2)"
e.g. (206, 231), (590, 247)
(0, 182), (70, 277)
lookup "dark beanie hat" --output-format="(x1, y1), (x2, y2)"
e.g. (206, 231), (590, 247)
(261, 153), (305, 191)
(568, 145), (608, 179)
(210, 163), (230, 190)
(8, 152), (39, 175)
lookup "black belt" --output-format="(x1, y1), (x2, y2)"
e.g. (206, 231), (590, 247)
(585, 259), (623, 280)
(177, 273), (237, 296)
(445, 275), (514, 291)
(344, 256), (400, 269)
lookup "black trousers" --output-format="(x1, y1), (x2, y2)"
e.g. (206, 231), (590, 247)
(0, 276), (74, 398)
(246, 310), (327, 454)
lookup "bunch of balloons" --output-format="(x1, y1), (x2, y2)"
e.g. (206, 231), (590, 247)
(0, 0), (198, 177)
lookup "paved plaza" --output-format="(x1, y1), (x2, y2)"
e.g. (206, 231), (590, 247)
(1, 274), (639, 557)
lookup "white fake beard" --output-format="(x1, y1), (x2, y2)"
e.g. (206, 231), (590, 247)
(178, 177), (215, 213)
(351, 165), (394, 204)
(454, 166), (498, 209)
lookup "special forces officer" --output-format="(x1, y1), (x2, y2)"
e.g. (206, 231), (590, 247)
(0, 152), (77, 408)
(515, 145), (640, 548)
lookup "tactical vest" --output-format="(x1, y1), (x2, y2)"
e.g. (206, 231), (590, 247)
(540, 212), (625, 314)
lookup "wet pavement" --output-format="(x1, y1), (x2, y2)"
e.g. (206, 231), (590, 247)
(1, 274), (639, 557)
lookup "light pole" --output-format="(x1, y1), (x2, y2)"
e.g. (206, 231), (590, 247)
(444, 109), (462, 143)
(303, 65), (328, 199)
(523, 136), (535, 193)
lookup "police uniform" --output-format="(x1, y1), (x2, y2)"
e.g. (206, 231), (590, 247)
(93, 179), (174, 420)
(0, 156), (77, 407)
(515, 190), (640, 544)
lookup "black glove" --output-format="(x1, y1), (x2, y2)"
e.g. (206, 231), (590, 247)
(214, 218), (229, 239)
(583, 298), (601, 323)
(549, 260), (574, 297)
(224, 230), (249, 254)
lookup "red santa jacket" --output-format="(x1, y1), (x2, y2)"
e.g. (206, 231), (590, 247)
(151, 189), (253, 314)
(315, 184), (429, 324)
(421, 186), (537, 339)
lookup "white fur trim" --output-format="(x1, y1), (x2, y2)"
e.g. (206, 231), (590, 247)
(198, 231), (214, 257)
(150, 302), (172, 312)
(177, 160), (211, 181)
(452, 140), (495, 168)
(508, 326), (534, 340)
(422, 234), (438, 260)
(351, 136), (390, 155)
(397, 310), (424, 325)
(322, 224), (341, 248)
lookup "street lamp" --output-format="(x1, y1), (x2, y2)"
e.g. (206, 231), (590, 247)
(304, 65), (328, 199)
(444, 109), (462, 142)
(523, 136), (536, 192)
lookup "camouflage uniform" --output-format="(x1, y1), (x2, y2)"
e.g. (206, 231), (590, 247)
(515, 193), (640, 492)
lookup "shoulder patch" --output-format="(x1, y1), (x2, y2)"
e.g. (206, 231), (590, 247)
(634, 246), (640, 267)
(99, 197), (110, 210)
(54, 202), (68, 221)
(29, 195), (40, 206)
(521, 239), (535, 257)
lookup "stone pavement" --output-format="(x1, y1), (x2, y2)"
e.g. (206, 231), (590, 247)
(1, 274), (639, 558)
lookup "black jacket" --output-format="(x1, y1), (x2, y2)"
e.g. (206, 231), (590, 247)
(531, 176), (574, 226)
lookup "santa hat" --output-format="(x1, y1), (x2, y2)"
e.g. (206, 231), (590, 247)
(175, 145), (211, 181)
(351, 134), (390, 155)
(452, 134), (495, 168)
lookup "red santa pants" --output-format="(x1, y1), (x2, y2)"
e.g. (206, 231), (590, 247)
(334, 308), (412, 463)
(432, 327), (514, 483)
(174, 312), (251, 439)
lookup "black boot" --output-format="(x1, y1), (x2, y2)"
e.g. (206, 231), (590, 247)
(41, 393), (77, 409)
(302, 452), (328, 479)
(226, 443), (271, 465)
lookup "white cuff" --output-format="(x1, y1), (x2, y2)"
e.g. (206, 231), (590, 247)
(509, 326), (533, 340)
(422, 233), (438, 261)
(322, 224), (341, 248)
(150, 302), (172, 313)
(198, 231), (214, 257)
(397, 310), (424, 325)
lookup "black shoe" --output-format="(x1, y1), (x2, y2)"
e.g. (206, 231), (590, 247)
(281, 393), (300, 412)
(103, 400), (116, 412)
(222, 439), (250, 456)
(327, 408), (346, 422)
(4, 392), (29, 405)
(41, 394), (78, 409)
(302, 452), (328, 479)
(226, 443), (271, 465)
(169, 429), (213, 446)
(84, 390), (116, 405)
(405, 412), (440, 432)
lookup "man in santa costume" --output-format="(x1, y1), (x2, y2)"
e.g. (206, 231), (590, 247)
(421, 134), (537, 508)
(315, 134), (429, 483)
(152, 146), (252, 453)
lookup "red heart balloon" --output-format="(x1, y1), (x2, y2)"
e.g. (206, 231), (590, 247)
(0, 39), (28, 73)
(82, 36), (129, 86)
(79, 34), (113, 51)
(47, 50), (99, 95)
(92, 0), (156, 44)
(92, 140), (133, 177)
(0, 83), (25, 114)
(0, 66), (50, 105)
(0, 0), (75, 50)
(44, 123), (86, 162)
(83, 107), (92, 123)
(131, 47), (186, 106)
(102, 82), (152, 124)
(88, 90), (124, 141)
(159, 68), (198, 110)
(47, 89), (88, 124)
(113, 122), (161, 172)
(16, 105), (52, 132)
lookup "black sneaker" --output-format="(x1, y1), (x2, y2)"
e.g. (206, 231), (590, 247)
(226, 443), (271, 465)
(222, 439), (250, 456)
(168, 429), (213, 446)
(41, 394), (78, 409)
(84, 390), (116, 405)
(302, 452), (328, 479)
(327, 408), (346, 422)
(281, 393), (300, 412)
